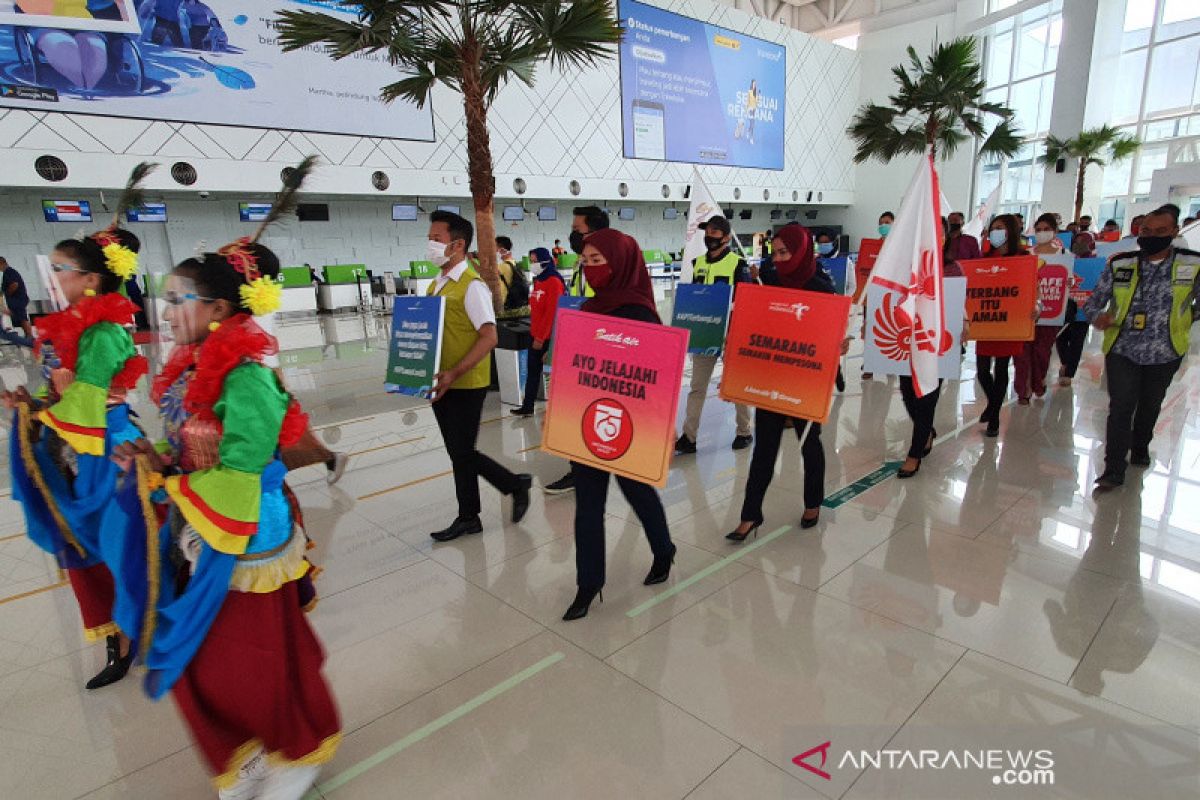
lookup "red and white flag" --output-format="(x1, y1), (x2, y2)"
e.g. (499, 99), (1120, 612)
(869, 154), (949, 397)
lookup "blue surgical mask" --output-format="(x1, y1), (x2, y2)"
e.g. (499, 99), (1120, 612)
(988, 230), (1008, 248)
(817, 243), (834, 255)
(878, 224), (892, 237)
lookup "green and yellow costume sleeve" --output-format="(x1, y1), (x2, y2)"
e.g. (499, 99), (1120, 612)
(38, 322), (136, 456)
(164, 364), (287, 555)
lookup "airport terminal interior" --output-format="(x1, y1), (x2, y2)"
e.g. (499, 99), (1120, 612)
(0, 0), (1199, 799)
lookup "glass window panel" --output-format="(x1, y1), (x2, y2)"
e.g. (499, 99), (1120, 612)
(1102, 155), (1135, 196)
(1160, 0), (1200, 40)
(1014, 17), (1052, 80)
(1009, 78), (1041, 136)
(1037, 74), (1055, 136)
(987, 31), (1014, 86)
(1133, 144), (1169, 193)
(1142, 118), (1180, 140)
(1144, 36), (1200, 118)
(1045, 16), (1063, 68)
(1112, 48), (1148, 124)
(1123, 0), (1155, 50)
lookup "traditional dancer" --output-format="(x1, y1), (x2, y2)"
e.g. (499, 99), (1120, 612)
(111, 157), (340, 800)
(5, 163), (153, 689)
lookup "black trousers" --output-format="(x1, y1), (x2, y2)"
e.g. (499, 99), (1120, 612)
(571, 462), (672, 589)
(976, 356), (1011, 420)
(517, 345), (546, 412)
(740, 408), (825, 523)
(432, 387), (522, 519)
(1103, 353), (1181, 476)
(900, 377), (942, 458)
(1056, 322), (1089, 378)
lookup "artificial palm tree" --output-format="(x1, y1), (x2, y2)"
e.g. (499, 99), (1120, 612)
(275, 1), (622, 307)
(848, 37), (1021, 164)
(1039, 125), (1141, 223)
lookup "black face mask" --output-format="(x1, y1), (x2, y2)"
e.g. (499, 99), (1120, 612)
(1137, 235), (1174, 256)
(948, 222), (962, 233)
(704, 236), (725, 251)
(569, 230), (586, 254)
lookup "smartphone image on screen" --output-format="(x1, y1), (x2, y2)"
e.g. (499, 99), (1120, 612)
(632, 99), (666, 161)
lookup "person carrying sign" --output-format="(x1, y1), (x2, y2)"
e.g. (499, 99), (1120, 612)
(977, 214), (1032, 437)
(1084, 208), (1200, 489)
(675, 216), (754, 454)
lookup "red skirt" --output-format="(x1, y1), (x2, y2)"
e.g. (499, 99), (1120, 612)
(976, 340), (1023, 358)
(66, 563), (117, 641)
(171, 580), (341, 788)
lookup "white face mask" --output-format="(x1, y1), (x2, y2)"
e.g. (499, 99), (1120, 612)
(530, 262), (543, 276)
(1035, 230), (1055, 244)
(427, 239), (450, 267)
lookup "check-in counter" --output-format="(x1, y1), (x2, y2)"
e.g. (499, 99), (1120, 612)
(279, 266), (318, 316)
(408, 260), (439, 296)
(318, 264), (371, 312)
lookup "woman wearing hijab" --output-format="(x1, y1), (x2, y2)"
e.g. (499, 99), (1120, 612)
(727, 224), (846, 542)
(512, 247), (566, 417)
(976, 214), (1031, 437)
(562, 228), (675, 621)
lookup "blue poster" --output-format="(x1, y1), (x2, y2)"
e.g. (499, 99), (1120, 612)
(1071, 257), (1105, 322)
(820, 256), (849, 295)
(671, 283), (731, 355)
(618, 0), (785, 170)
(385, 296), (445, 397)
(545, 295), (588, 372)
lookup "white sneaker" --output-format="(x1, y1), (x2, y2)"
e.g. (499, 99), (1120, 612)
(218, 749), (269, 800)
(326, 452), (348, 486)
(259, 763), (321, 800)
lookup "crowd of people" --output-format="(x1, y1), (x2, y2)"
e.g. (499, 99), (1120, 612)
(4, 153), (1198, 798)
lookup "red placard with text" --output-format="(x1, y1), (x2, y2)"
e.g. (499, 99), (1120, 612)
(852, 238), (884, 303)
(719, 284), (851, 424)
(960, 256), (1038, 342)
(541, 310), (689, 487)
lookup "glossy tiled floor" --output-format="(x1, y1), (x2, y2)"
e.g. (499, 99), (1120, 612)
(1, 306), (1198, 799)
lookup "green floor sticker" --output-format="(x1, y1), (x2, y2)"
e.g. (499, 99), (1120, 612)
(822, 461), (902, 508)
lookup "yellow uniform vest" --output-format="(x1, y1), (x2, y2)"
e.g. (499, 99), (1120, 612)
(693, 251), (742, 284)
(428, 266), (492, 389)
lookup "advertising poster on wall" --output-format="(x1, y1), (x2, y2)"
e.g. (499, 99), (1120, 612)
(384, 296), (444, 398)
(0, 1), (435, 140)
(960, 256), (1038, 342)
(1035, 254), (1073, 326)
(671, 282), (731, 355)
(618, 0), (785, 170)
(720, 284), (850, 424)
(863, 277), (966, 380)
(1071, 257), (1106, 322)
(542, 309), (689, 487)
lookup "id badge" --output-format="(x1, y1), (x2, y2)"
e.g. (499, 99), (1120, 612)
(1131, 312), (1148, 331)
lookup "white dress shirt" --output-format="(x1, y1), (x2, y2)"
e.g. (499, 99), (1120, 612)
(433, 260), (496, 331)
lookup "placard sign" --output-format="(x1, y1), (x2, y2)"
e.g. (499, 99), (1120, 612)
(719, 284), (851, 423)
(863, 277), (967, 380)
(542, 310), (689, 487)
(671, 283), (732, 355)
(1035, 255), (1074, 326)
(960, 256), (1038, 342)
(852, 239), (883, 302)
(1070, 257), (1106, 322)
(384, 296), (444, 397)
(821, 256), (850, 295)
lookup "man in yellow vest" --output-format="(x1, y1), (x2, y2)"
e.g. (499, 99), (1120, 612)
(676, 216), (753, 454)
(426, 210), (532, 540)
(1085, 207), (1200, 489)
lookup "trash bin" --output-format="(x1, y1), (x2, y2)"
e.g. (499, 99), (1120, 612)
(494, 318), (532, 407)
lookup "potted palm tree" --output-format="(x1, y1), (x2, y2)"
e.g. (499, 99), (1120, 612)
(274, 1), (622, 308)
(848, 37), (1021, 164)
(1038, 125), (1141, 223)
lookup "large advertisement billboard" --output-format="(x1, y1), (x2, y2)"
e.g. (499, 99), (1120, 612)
(0, 1), (435, 141)
(618, 0), (786, 171)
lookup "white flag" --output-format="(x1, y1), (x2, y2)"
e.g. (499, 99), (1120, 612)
(868, 154), (951, 398)
(963, 184), (999, 243)
(680, 168), (730, 283)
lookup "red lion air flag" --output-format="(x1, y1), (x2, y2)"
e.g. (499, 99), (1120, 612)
(868, 154), (949, 397)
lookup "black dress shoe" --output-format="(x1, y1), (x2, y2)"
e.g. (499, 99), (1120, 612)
(430, 516), (483, 542)
(86, 635), (134, 690)
(1094, 472), (1125, 490)
(985, 420), (1000, 438)
(511, 474), (533, 523)
(562, 586), (603, 621)
(674, 435), (697, 454)
(731, 434), (753, 451)
(510, 408), (534, 418)
(644, 545), (677, 585)
(1130, 450), (1152, 467)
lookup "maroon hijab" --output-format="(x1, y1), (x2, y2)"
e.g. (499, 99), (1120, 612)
(773, 223), (817, 289)
(581, 228), (661, 321)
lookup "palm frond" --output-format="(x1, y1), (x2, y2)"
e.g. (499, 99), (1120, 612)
(509, 0), (622, 72)
(381, 68), (439, 106)
(252, 156), (318, 243)
(1108, 134), (1141, 163)
(979, 119), (1023, 162)
(113, 161), (158, 226)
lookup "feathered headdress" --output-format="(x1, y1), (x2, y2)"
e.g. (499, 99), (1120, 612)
(89, 161), (159, 281)
(217, 155), (318, 316)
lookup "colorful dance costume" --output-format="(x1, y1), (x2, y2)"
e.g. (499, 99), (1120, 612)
(9, 251), (147, 650)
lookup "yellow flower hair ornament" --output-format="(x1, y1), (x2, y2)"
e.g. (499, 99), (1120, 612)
(239, 275), (282, 316)
(101, 243), (139, 280)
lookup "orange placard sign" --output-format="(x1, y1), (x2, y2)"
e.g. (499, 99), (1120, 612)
(960, 256), (1038, 342)
(852, 238), (883, 303)
(719, 284), (851, 423)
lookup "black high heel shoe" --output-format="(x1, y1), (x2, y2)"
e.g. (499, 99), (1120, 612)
(800, 511), (820, 529)
(562, 586), (603, 621)
(923, 428), (937, 457)
(644, 545), (677, 585)
(86, 635), (134, 690)
(725, 521), (761, 543)
(897, 459), (922, 479)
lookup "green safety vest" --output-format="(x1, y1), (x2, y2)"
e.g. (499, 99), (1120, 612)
(428, 265), (492, 389)
(693, 251), (741, 284)
(1101, 249), (1200, 357)
(569, 267), (595, 298)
